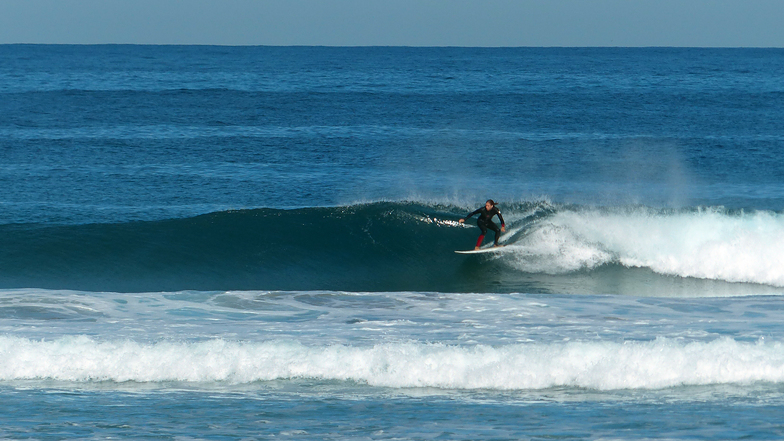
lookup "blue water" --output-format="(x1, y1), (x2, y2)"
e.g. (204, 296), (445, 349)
(2, 45), (784, 439)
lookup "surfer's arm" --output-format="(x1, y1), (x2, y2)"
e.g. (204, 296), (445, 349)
(496, 210), (506, 231)
(459, 208), (481, 224)
(460, 209), (479, 224)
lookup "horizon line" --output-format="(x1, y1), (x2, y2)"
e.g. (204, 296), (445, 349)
(2, 43), (783, 49)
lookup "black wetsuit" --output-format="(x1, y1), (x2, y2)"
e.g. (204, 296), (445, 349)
(465, 206), (505, 246)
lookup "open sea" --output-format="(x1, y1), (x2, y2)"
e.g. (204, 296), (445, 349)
(1, 45), (784, 439)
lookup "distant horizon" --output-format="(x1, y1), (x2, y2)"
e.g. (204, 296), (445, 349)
(2, 1), (782, 48)
(3, 43), (783, 49)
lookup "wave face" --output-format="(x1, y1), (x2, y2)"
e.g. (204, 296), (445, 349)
(2, 336), (783, 390)
(1, 202), (783, 294)
(0, 203), (473, 292)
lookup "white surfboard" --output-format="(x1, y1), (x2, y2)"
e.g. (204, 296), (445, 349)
(455, 246), (506, 254)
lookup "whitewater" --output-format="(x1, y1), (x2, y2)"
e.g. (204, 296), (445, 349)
(4, 285), (784, 438)
(3, 288), (784, 389)
(7, 336), (784, 390)
(500, 204), (784, 286)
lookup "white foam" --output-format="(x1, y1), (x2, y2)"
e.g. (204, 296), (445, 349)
(505, 207), (784, 286)
(2, 336), (784, 390)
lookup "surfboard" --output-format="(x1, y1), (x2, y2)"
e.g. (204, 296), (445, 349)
(455, 246), (505, 254)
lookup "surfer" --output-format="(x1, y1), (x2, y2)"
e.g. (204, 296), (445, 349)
(459, 200), (506, 249)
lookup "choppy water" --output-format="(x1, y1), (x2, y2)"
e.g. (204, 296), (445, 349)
(2, 45), (784, 439)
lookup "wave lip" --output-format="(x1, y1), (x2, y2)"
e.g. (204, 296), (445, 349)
(2, 336), (784, 391)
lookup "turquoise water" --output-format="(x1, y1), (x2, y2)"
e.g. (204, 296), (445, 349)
(2, 46), (784, 439)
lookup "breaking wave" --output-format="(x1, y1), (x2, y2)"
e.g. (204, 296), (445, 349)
(0, 202), (782, 293)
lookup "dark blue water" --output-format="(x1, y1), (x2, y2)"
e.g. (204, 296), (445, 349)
(3, 46), (784, 227)
(2, 45), (784, 439)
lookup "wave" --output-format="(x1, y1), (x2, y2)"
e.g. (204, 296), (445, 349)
(0, 202), (782, 294)
(2, 336), (783, 391)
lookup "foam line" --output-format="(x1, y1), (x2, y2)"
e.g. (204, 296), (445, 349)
(2, 336), (784, 390)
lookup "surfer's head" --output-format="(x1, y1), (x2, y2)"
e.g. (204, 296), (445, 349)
(485, 199), (495, 209)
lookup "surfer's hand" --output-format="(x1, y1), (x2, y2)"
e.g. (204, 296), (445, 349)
(458, 219), (465, 223)
(501, 226), (506, 233)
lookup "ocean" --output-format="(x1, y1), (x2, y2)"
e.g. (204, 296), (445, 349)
(1, 45), (784, 439)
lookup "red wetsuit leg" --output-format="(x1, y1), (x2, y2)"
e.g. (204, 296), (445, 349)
(475, 235), (485, 248)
